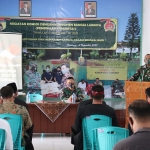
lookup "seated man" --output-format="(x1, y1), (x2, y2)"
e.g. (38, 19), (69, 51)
(128, 87), (150, 135)
(7, 82), (34, 148)
(77, 92), (106, 112)
(71, 92), (106, 145)
(60, 77), (84, 102)
(93, 78), (103, 86)
(78, 79), (87, 93)
(7, 82), (28, 111)
(74, 85), (119, 150)
(0, 118), (13, 150)
(113, 99), (150, 150)
(0, 86), (33, 149)
(111, 78), (123, 97)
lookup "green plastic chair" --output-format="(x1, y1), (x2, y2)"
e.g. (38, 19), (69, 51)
(0, 129), (5, 150)
(30, 94), (43, 103)
(82, 115), (112, 150)
(0, 114), (25, 150)
(92, 126), (129, 150)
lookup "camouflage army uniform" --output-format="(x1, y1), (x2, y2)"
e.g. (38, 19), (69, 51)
(24, 61), (41, 89)
(60, 87), (84, 102)
(0, 101), (32, 146)
(129, 64), (150, 81)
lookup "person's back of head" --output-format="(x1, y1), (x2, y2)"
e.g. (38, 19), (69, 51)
(1, 86), (14, 99)
(128, 99), (150, 132)
(91, 85), (104, 101)
(7, 82), (17, 94)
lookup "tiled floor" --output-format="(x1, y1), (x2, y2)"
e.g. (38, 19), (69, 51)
(32, 133), (74, 150)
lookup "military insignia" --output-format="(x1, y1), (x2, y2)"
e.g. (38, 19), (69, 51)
(0, 20), (6, 31)
(100, 19), (116, 32)
(104, 21), (115, 32)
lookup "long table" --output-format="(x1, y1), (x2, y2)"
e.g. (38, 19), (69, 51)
(28, 103), (125, 133)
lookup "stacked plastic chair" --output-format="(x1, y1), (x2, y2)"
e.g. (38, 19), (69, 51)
(82, 115), (112, 150)
(0, 114), (25, 150)
(0, 129), (5, 150)
(30, 94), (43, 103)
(92, 126), (129, 150)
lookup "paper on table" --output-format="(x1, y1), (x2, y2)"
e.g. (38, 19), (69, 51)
(63, 100), (72, 103)
(41, 82), (61, 95)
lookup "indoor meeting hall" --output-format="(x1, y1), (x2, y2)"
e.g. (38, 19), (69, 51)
(0, 0), (150, 150)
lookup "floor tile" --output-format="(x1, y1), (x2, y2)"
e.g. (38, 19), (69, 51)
(32, 134), (74, 150)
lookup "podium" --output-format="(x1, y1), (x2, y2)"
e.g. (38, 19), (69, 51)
(124, 81), (150, 126)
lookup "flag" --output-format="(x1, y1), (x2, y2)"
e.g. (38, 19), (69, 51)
(81, 7), (84, 18)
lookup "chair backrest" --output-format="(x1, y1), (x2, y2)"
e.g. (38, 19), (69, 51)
(93, 126), (129, 150)
(0, 129), (5, 150)
(0, 114), (23, 150)
(82, 115), (112, 150)
(30, 94), (43, 102)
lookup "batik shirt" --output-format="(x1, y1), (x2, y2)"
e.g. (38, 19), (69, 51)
(60, 87), (84, 102)
(0, 101), (32, 145)
(129, 64), (150, 81)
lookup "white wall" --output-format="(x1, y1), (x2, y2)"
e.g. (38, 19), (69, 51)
(142, 0), (150, 65)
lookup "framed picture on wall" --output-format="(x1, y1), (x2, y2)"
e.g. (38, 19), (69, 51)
(19, 1), (31, 17)
(84, 1), (97, 18)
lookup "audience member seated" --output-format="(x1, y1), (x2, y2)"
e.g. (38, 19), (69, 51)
(128, 87), (150, 135)
(0, 86), (33, 150)
(74, 85), (119, 150)
(93, 78), (103, 86)
(60, 77), (84, 102)
(78, 79), (87, 94)
(7, 82), (34, 147)
(0, 118), (13, 150)
(7, 82), (28, 111)
(111, 78), (123, 97)
(77, 92), (106, 112)
(113, 99), (150, 150)
(71, 92), (106, 145)
(86, 83), (93, 96)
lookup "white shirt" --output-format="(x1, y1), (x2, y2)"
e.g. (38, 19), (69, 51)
(78, 82), (86, 91)
(0, 118), (13, 150)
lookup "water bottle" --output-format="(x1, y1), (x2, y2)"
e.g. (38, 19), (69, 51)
(26, 92), (30, 103)
(72, 93), (76, 104)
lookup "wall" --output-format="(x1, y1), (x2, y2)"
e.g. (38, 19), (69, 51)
(142, 0), (150, 65)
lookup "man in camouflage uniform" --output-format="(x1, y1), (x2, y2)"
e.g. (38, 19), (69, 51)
(60, 77), (84, 102)
(24, 61), (41, 89)
(129, 54), (150, 81)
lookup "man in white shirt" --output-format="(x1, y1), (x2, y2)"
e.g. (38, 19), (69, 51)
(0, 118), (13, 150)
(78, 79), (86, 93)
